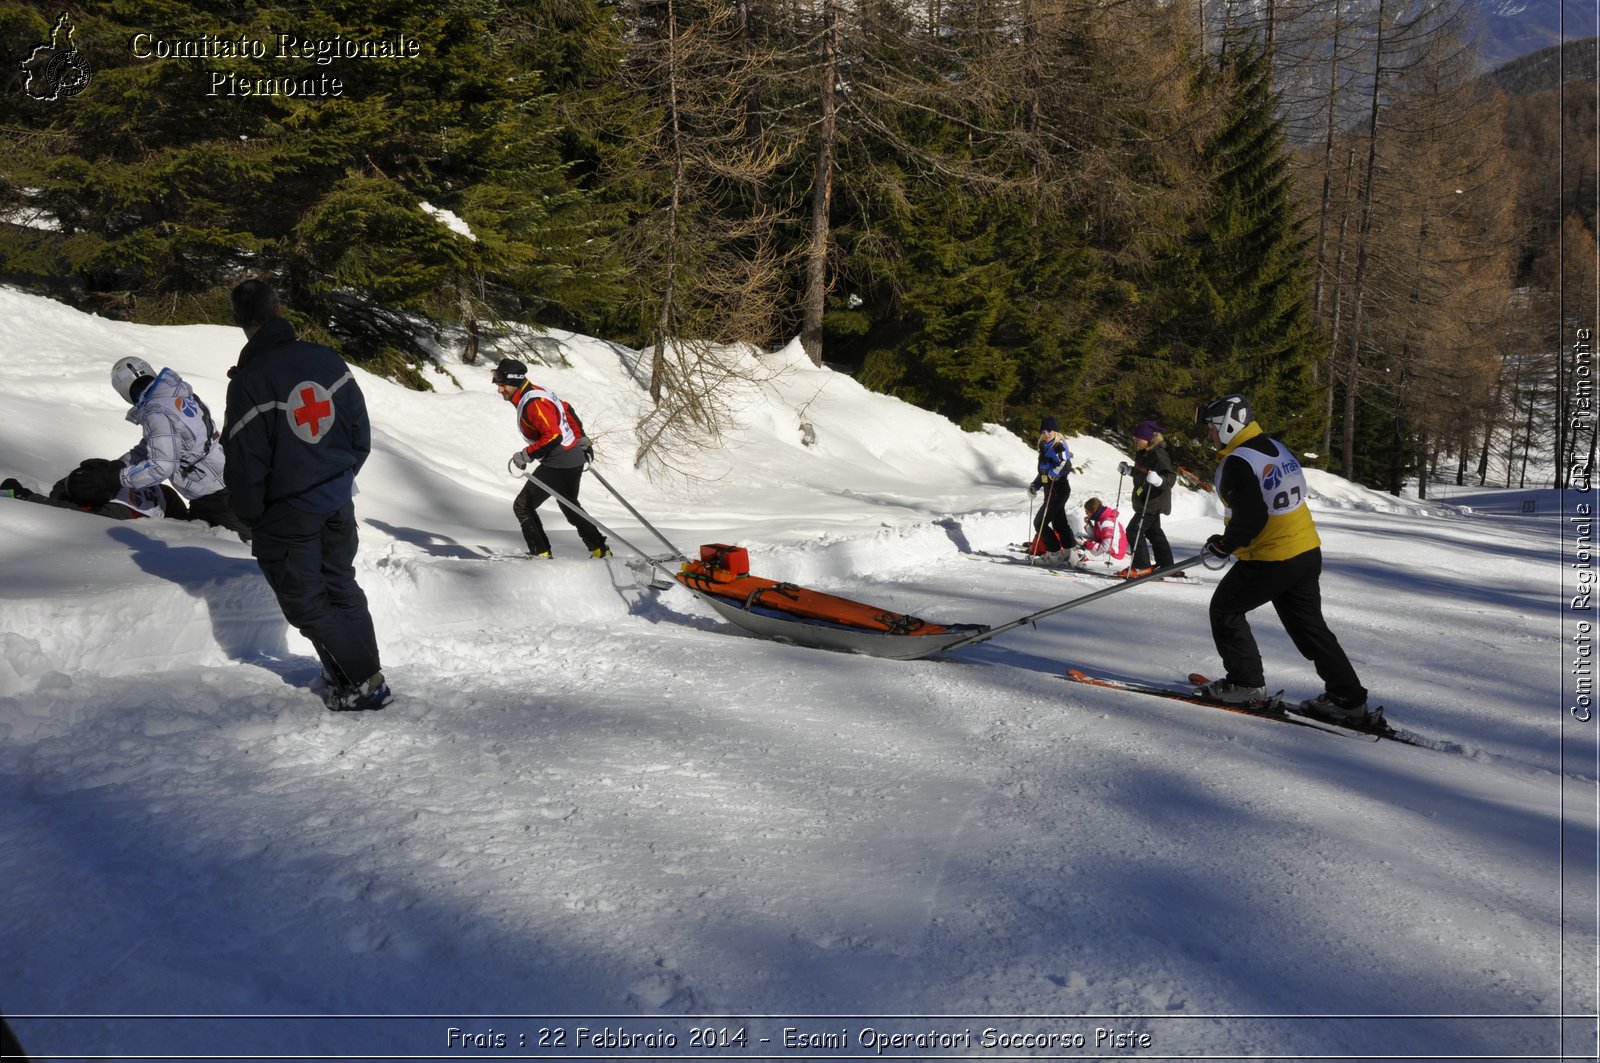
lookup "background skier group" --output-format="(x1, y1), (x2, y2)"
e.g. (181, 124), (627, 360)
(1026, 416), (1173, 578)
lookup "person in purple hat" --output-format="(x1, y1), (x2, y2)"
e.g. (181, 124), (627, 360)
(1117, 419), (1174, 577)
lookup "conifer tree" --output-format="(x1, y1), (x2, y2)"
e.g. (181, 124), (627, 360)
(0, 1), (618, 378)
(828, 0), (1191, 436)
(851, 175), (1024, 430)
(1143, 43), (1325, 452)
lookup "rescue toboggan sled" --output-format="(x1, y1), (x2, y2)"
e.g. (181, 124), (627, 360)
(674, 544), (989, 660)
(526, 469), (1207, 662)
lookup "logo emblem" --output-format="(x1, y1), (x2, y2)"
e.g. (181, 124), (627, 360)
(21, 12), (92, 101)
(1261, 463), (1281, 491)
(287, 381), (335, 444)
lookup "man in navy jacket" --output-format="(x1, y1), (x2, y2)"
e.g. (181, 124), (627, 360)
(222, 279), (390, 712)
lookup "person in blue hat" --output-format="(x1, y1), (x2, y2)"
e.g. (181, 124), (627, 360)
(1027, 416), (1075, 560)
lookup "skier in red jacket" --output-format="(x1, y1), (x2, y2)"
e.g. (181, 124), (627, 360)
(494, 358), (610, 559)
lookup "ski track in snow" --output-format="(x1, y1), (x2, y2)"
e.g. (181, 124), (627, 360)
(0, 287), (1588, 1061)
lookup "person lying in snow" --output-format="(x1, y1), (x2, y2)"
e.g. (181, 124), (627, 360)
(2, 459), (186, 520)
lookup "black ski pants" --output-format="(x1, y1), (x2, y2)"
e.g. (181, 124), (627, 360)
(250, 500), (383, 689)
(1126, 509), (1173, 569)
(1209, 548), (1366, 704)
(1032, 479), (1075, 551)
(515, 464), (607, 556)
(189, 488), (252, 541)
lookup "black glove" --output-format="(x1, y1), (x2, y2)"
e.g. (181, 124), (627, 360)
(1204, 533), (1234, 559)
(582, 440), (595, 465)
(66, 459), (123, 507)
(1028, 481), (1040, 496)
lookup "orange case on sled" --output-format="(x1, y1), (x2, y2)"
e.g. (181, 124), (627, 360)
(697, 543), (750, 581)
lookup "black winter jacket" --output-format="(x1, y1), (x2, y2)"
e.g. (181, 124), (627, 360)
(1131, 441), (1174, 516)
(222, 316), (371, 523)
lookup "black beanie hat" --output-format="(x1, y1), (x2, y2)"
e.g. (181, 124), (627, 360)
(491, 358), (528, 387)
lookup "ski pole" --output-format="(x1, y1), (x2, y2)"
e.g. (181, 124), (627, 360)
(584, 464), (688, 561)
(1108, 470), (1127, 571)
(939, 553), (1211, 653)
(1026, 488), (1037, 558)
(521, 470), (680, 580)
(1029, 479), (1056, 562)
(1126, 469), (1150, 569)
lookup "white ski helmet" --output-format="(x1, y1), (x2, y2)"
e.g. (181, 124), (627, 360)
(1196, 393), (1254, 446)
(111, 356), (155, 404)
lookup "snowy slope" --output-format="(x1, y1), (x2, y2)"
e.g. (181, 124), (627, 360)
(0, 287), (1589, 1062)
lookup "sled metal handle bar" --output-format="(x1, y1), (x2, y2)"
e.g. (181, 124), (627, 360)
(585, 464), (689, 561)
(522, 470), (681, 579)
(937, 553), (1211, 654)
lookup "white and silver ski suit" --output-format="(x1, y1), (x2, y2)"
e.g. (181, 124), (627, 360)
(119, 367), (226, 501)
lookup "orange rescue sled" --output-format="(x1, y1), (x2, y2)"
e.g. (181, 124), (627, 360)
(675, 544), (989, 660)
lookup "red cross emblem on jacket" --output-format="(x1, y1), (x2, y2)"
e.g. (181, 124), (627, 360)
(288, 380), (335, 444)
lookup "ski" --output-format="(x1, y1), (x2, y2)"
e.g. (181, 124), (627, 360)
(1064, 565), (1199, 585)
(984, 549), (1198, 583)
(1065, 668), (1380, 741)
(1184, 673), (1422, 745)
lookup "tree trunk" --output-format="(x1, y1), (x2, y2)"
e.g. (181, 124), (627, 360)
(461, 290), (479, 365)
(1311, 1), (1343, 322)
(649, 0), (686, 403)
(1416, 428), (1429, 499)
(1340, 0), (1385, 481)
(1519, 385), (1535, 488)
(801, 0), (839, 367)
(1321, 144), (1356, 463)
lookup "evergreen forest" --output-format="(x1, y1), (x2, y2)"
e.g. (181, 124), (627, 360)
(0, 1), (1592, 488)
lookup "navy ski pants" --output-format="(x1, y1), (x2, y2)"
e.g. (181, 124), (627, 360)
(250, 500), (382, 688)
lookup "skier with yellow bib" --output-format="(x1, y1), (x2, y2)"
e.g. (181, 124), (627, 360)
(1191, 393), (1372, 727)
